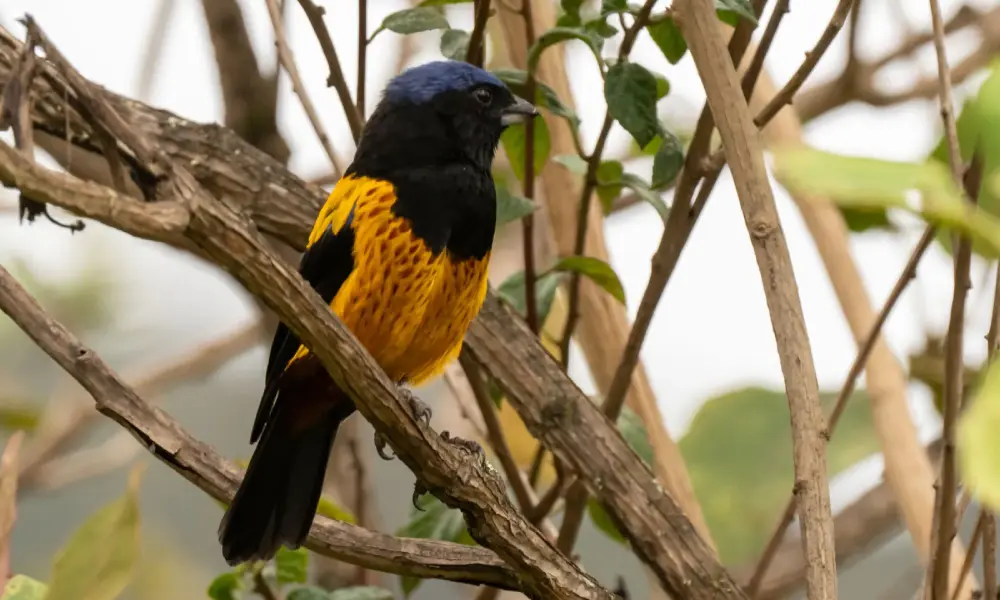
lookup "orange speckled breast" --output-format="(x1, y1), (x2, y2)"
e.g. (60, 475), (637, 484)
(289, 176), (490, 386)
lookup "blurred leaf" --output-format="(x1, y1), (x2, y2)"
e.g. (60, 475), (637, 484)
(959, 360), (1000, 511)
(439, 29), (469, 60)
(275, 546), (308, 586)
(419, 0), (473, 5)
(528, 27), (603, 72)
(0, 575), (47, 600)
(329, 587), (395, 600)
(287, 586), (332, 600)
(647, 17), (687, 64)
(497, 270), (564, 325)
(501, 119), (551, 182)
(206, 572), (243, 600)
(840, 206), (895, 233)
(47, 464), (144, 600)
(930, 61), (1000, 257)
(496, 186), (537, 227)
(559, 0), (586, 26)
(492, 69), (580, 127)
(681, 386), (878, 563)
(396, 494), (475, 597)
(654, 75), (670, 100)
(553, 154), (588, 175)
(601, 0), (628, 14)
(0, 403), (39, 432)
(617, 405), (653, 468)
(373, 7), (450, 39)
(773, 146), (1000, 255)
(620, 173), (670, 221)
(605, 62), (660, 149)
(652, 131), (684, 189)
(588, 499), (626, 544)
(715, 0), (757, 24)
(596, 160), (625, 211)
(584, 16), (619, 39)
(551, 256), (625, 304)
(317, 495), (357, 524)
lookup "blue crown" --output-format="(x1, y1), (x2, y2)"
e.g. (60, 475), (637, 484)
(385, 61), (505, 104)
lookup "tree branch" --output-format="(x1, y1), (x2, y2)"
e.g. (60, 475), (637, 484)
(674, 1), (837, 598)
(0, 261), (521, 589)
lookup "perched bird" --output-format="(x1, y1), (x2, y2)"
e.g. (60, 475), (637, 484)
(218, 60), (538, 565)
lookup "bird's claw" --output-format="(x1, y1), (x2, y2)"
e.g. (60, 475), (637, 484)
(374, 431), (395, 461)
(411, 481), (429, 511)
(400, 387), (432, 426)
(440, 430), (484, 458)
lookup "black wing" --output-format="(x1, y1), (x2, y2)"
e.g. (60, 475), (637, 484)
(250, 204), (357, 443)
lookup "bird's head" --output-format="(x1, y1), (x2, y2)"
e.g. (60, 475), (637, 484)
(352, 61), (538, 174)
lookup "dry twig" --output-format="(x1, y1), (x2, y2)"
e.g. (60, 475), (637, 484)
(674, 0), (837, 597)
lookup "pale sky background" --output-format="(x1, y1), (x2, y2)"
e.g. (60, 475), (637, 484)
(1, 0), (998, 594)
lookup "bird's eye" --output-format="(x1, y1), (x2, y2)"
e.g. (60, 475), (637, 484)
(473, 88), (493, 106)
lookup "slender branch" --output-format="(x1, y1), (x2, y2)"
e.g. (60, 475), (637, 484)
(746, 226), (937, 595)
(520, 0), (540, 334)
(929, 0), (971, 590)
(675, 0), (837, 597)
(264, 0), (341, 176)
(296, 0), (364, 143)
(459, 355), (535, 515)
(558, 0), (657, 367)
(356, 0), (367, 118)
(951, 512), (986, 600)
(135, 0), (176, 101)
(466, 0), (491, 67)
(983, 261), (1000, 600)
(252, 571), (280, 600)
(19, 321), (264, 486)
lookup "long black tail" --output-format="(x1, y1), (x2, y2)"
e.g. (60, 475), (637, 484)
(218, 400), (344, 565)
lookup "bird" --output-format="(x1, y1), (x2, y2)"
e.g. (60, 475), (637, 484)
(218, 60), (538, 566)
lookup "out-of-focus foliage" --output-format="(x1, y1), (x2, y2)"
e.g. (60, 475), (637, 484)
(680, 386), (879, 564)
(0, 575), (47, 600)
(395, 494), (476, 598)
(960, 358), (1000, 515)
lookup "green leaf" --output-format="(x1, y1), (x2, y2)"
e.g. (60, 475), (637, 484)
(617, 405), (653, 468)
(1, 575), (48, 600)
(0, 402), (40, 432)
(647, 17), (687, 64)
(840, 206), (895, 233)
(600, 0), (629, 15)
(206, 572), (243, 600)
(287, 586), (333, 600)
(496, 186), (537, 226)
(275, 546), (308, 586)
(605, 62), (660, 149)
(652, 131), (684, 189)
(654, 75), (670, 100)
(551, 256), (625, 304)
(492, 69), (581, 127)
(329, 587), (395, 600)
(715, 0), (757, 24)
(500, 118), (551, 182)
(596, 160), (625, 212)
(681, 386), (878, 563)
(373, 7), (450, 39)
(560, 0), (586, 25)
(396, 494), (475, 597)
(620, 173), (670, 221)
(439, 29), (470, 61)
(527, 27), (603, 73)
(553, 154), (588, 175)
(588, 498), (626, 544)
(317, 496), (357, 524)
(46, 465), (144, 600)
(585, 18), (619, 39)
(772, 146), (1000, 257)
(497, 270), (564, 324)
(960, 360), (1000, 512)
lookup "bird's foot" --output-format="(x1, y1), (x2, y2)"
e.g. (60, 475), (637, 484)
(440, 430), (484, 458)
(400, 387), (433, 426)
(374, 387), (434, 461)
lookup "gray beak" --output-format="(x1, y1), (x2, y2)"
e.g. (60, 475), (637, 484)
(500, 95), (539, 126)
